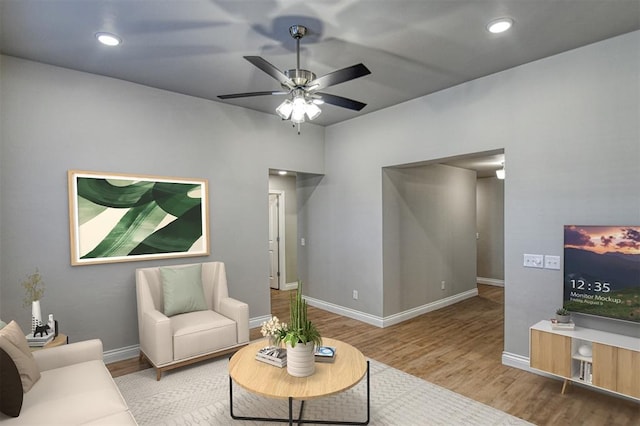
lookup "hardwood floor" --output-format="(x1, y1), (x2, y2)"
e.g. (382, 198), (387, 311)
(108, 285), (639, 425)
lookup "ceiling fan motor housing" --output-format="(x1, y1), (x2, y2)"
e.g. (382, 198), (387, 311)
(283, 69), (316, 88)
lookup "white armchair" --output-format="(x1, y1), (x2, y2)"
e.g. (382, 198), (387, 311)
(135, 261), (249, 380)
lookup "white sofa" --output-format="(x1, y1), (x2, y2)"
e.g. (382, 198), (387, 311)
(135, 261), (249, 380)
(0, 339), (137, 425)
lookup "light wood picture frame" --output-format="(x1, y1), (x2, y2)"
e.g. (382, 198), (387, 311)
(68, 170), (209, 266)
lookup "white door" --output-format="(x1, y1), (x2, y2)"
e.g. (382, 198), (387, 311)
(268, 193), (280, 289)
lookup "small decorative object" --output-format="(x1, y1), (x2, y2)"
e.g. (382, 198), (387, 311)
(47, 314), (55, 333)
(33, 324), (50, 337)
(314, 345), (337, 363)
(271, 281), (322, 377)
(578, 344), (593, 357)
(255, 346), (287, 368)
(21, 268), (45, 333)
(555, 308), (570, 324)
(31, 301), (42, 334)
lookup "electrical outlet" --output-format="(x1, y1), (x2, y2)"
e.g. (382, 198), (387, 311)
(523, 254), (544, 268)
(352, 290), (358, 300)
(544, 255), (561, 270)
(300, 237), (305, 246)
(441, 281), (446, 290)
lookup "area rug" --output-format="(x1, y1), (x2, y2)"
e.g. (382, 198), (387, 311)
(114, 358), (533, 425)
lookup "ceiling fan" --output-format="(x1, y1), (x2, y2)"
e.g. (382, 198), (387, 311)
(218, 25), (371, 133)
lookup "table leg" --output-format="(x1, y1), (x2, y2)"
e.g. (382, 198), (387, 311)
(229, 360), (370, 425)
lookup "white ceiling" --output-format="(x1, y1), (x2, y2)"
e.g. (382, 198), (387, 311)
(2, 0), (638, 129)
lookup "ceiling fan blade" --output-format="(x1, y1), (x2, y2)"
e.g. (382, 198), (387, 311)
(308, 63), (371, 91)
(218, 91), (288, 100)
(244, 56), (294, 89)
(316, 92), (367, 111)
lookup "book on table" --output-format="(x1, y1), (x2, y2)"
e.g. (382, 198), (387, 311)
(26, 332), (54, 347)
(314, 345), (336, 363)
(549, 319), (575, 330)
(256, 346), (287, 367)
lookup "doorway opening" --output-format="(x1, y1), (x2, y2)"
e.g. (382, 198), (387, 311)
(382, 149), (505, 315)
(268, 170), (299, 293)
(268, 190), (284, 289)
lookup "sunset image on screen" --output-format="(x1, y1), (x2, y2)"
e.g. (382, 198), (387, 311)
(564, 226), (640, 255)
(563, 225), (640, 323)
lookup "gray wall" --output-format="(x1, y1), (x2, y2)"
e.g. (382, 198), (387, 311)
(477, 177), (505, 281)
(303, 31), (639, 357)
(0, 56), (324, 351)
(268, 174), (298, 284)
(296, 172), (324, 291)
(382, 164), (477, 316)
(2, 31), (638, 361)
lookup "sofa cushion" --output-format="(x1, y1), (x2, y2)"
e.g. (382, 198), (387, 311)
(161, 264), (207, 316)
(0, 347), (23, 417)
(0, 321), (40, 392)
(5, 360), (130, 425)
(171, 310), (237, 360)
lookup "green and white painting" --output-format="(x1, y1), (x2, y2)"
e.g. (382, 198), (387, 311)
(68, 171), (209, 265)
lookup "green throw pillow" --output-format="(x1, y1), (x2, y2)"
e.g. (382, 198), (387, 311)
(160, 264), (207, 317)
(0, 320), (6, 330)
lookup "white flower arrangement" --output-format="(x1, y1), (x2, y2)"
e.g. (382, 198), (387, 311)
(260, 315), (286, 338)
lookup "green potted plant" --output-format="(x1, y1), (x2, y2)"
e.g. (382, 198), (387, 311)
(275, 281), (322, 377)
(556, 307), (570, 324)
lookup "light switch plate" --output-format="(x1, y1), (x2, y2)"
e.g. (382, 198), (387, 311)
(544, 255), (561, 270)
(523, 254), (544, 268)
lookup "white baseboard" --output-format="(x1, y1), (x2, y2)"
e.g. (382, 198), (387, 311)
(250, 314), (272, 329)
(281, 282), (298, 291)
(304, 296), (384, 327)
(104, 344), (140, 365)
(381, 289), (478, 327)
(305, 288), (479, 328)
(477, 277), (504, 287)
(501, 351), (533, 371)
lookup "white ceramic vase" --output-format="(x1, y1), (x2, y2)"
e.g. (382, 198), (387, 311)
(286, 341), (315, 377)
(31, 300), (43, 333)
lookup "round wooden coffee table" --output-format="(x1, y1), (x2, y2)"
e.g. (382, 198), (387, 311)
(228, 337), (369, 425)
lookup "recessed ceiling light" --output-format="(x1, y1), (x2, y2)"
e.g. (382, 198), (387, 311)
(95, 32), (122, 47)
(278, 170), (288, 176)
(487, 18), (513, 34)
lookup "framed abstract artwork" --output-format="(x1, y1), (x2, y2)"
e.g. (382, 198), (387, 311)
(68, 170), (209, 265)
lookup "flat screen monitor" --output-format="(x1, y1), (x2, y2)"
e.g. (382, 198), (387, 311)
(563, 225), (640, 323)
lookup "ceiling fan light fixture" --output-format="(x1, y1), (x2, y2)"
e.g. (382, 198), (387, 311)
(276, 99), (294, 119)
(487, 18), (513, 34)
(304, 102), (322, 120)
(291, 109), (306, 124)
(290, 96), (308, 123)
